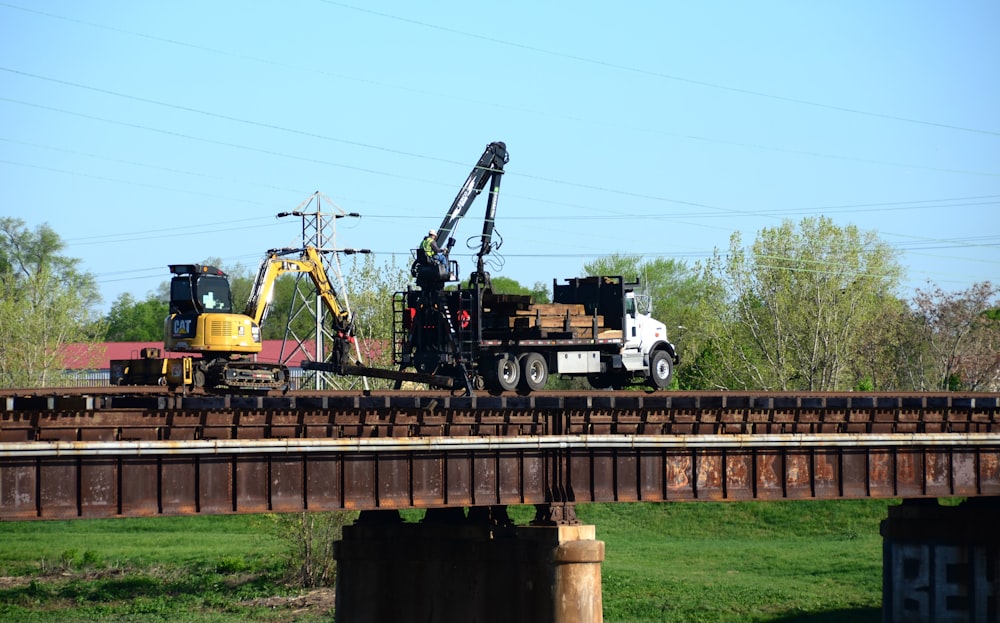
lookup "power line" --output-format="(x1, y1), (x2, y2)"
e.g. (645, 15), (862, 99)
(318, 0), (1000, 138)
(5, 136), (997, 240)
(3, 122), (997, 247)
(4, 82), (997, 230)
(3, 4), (998, 181)
(2, 5), (995, 294)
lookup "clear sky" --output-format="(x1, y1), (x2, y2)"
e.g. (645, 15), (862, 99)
(2, 1), (998, 312)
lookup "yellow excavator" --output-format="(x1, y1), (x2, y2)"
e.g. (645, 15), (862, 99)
(111, 246), (355, 392)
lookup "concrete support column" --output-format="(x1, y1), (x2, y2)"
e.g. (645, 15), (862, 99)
(553, 537), (605, 623)
(334, 510), (604, 623)
(881, 498), (1000, 623)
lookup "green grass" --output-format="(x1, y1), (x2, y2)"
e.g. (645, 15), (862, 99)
(0, 501), (892, 622)
(576, 501), (887, 622)
(0, 515), (307, 622)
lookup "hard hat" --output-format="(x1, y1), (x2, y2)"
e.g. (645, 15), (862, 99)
(428, 229), (437, 237)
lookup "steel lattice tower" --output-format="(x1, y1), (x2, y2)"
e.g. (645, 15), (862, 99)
(275, 192), (368, 390)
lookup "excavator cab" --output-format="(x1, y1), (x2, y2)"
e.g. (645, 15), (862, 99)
(164, 264), (262, 356)
(168, 264), (233, 315)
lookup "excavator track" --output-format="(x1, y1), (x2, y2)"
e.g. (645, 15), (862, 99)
(202, 358), (290, 392)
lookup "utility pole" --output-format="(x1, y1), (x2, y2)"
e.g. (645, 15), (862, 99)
(276, 191), (369, 390)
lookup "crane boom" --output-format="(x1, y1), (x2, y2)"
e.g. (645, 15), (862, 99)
(435, 141), (508, 262)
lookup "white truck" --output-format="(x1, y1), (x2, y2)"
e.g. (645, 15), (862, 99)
(395, 274), (679, 394)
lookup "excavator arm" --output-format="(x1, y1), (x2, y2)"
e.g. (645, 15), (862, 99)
(244, 247), (353, 334)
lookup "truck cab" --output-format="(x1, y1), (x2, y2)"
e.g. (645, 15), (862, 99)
(620, 289), (672, 387)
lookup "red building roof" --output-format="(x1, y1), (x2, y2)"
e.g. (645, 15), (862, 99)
(61, 341), (320, 370)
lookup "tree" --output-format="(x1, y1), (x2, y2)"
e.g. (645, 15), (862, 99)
(849, 296), (932, 391)
(343, 254), (410, 368)
(913, 282), (1000, 391)
(0, 218), (102, 387)
(699, 217), (903, 391)
(227, 260), (313, 341)
(104, 293), (168, 341)
(485, 276), (550, 303)
(332, 254), (410, 389)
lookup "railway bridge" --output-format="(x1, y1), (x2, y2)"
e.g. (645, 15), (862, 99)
(2, 388), (999, 622)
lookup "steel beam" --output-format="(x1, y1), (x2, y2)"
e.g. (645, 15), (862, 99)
(3, 433), (998, 520)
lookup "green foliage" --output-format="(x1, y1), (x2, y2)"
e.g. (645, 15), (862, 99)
(855, 376), (875, 392)
(103, 293), (168, 341)
(54, 549), (105, 572)
(698, 217), (903, 391)
(485, 275), (551, 302)
(0, 218), (103, 387)
(342, 254), (410, 386)
(912, 281), (1000, 391)
(254, 511), (358, 588)
(343, 254), (410, 350)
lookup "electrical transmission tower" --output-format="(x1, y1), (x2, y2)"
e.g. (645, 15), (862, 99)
(276, 192), (369, 390)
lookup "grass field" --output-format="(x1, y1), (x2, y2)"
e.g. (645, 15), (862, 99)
(574, 501), (886, 623)
(0, 500), (891, 622)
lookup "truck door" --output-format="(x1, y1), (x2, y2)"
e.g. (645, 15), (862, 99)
(623, 293), (641, 351)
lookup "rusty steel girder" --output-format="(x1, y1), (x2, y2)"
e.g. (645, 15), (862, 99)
(2, 433), (999, 521)
(1, 391), (999, 520)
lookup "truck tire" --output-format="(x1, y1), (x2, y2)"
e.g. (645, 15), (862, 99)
(485, 355), (520, 394)
(520, 352), (548, 392)
(587, 372), (627, 390)
(648, 350), (673, 389)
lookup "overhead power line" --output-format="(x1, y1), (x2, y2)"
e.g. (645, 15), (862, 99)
(9, 0), (995, 138)
(318, 0), (1000, 138)
(2, 4), (998, 180)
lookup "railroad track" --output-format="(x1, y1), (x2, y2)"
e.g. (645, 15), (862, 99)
(4, 388), (999, 519)
(2, 388), (998, 440)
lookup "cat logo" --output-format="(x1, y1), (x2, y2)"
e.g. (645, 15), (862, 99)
(173, 319), (192, 336)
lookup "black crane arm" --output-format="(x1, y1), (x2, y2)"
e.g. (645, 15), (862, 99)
(434, 141), (508, 259)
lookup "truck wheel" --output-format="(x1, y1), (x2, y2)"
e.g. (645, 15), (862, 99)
(587, 373), (610, 390)
(648, 350), (673, 389)
(495, 356), (520, 392)
(520, 352), (548, 392)
(587, 372), (627, 390)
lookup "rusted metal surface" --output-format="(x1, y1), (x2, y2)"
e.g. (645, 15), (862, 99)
(1, 391), (999, 520)
(4, 391), (999, 439)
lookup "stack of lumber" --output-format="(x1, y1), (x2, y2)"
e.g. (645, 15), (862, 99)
(507, 303), (603, 338)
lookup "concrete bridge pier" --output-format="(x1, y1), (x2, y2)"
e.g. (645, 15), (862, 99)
(334, 506), (604, 623)
(882, 498), (1000, 623)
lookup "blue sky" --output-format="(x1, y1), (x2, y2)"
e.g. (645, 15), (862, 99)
(2, 1), (998, 312)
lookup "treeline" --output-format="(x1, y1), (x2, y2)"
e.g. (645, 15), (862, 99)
(2, 216), (997, 391)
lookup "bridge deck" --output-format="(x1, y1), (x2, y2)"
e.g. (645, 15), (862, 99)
(2, 390), (998, 520)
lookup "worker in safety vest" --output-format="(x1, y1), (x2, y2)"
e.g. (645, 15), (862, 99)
(421, 230), (447, 265)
